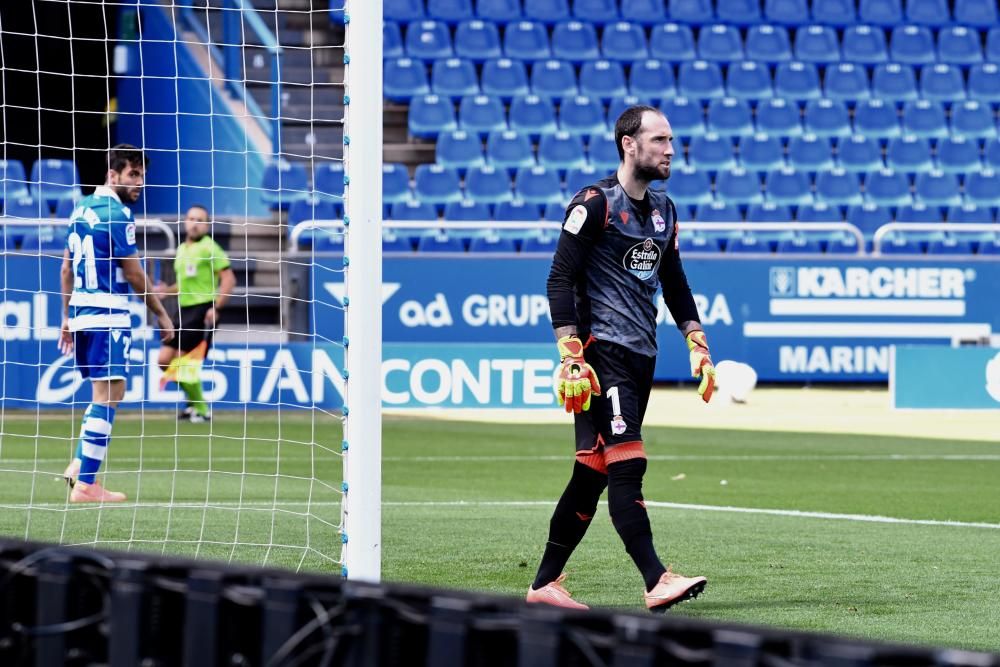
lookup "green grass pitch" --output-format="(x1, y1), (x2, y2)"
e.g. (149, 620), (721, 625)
(1, 411), (998, 651)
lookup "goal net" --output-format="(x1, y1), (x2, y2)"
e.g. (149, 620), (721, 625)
(0, 0), (381, 579)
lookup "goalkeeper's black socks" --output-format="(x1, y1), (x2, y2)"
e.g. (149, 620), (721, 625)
(532, 461), (607, 589)
(607, 458), (666, 591)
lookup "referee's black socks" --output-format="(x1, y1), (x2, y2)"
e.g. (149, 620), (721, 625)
(607, 457), (666, 592)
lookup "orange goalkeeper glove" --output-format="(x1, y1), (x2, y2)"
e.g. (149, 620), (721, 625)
(555, 335), (602, 414)
(685, 330), (716, 403)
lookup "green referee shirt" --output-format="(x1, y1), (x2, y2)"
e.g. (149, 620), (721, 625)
(174, 236), (231, 307)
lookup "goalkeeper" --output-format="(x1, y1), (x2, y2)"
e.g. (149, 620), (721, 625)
(526, 106), (715, 614)
(154, 205), (235, 423)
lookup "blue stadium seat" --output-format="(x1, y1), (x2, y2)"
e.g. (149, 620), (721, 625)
(586, 132), (619, 170)
(859, 0), (902, 24)
(601, 22), (648, 61)
(695, 201), (742, 221)
(842, 26), (888, 65)
(260, 159), (309, 208)
(825, 233), (861, 256)
(551, 21), (600, 63)
(559, 95), (607, 136)
(765, 0), (809, 24)
(726, 61), (772, 100)
(864, 169), (912, 207)
(543, 202), (567, 220)
(968, 64), (1000, 105)
(30, 159), (80, 205)
(573, 0), (619, 22)
(494, 199), (542, 220)
(688, 133), (737, 171)
(788, 134), (835, 172)
(503, 21), (551, 61)
(951, 101), (997, 140)
(726, 232), (771, 253)
(837, 135), (884, 172)
(926, 235), (974, 256)
(774, 62), (822, 101)
(823, 63), (871, 102)
(739, 133), (785, 172)
(745, 25), (792, 63)
(392, 200), (440, 221)
(987, 141), (1000, 171)
(288, 196), (341, 227)
(962, 170), (1000, 207)
(889, 26), (935, 66)
(947, 203), (993, 223)
(895, 202), (941, 222)
(538, 131), (588, 173)
(382, 231), (414, 253)
(919, 64), (965, 103)
(465, 165), (514, 204)
(670, 0), (714, 22)
(954, 0), (997, 27)
(902, 101), (948, 139)
(385, 58), (430, 101)
(678, 61), (725, 100)
(386, 0), (425, 22)
(716, 0), (762, 23)
(811, 0), (858, 24)
(54, 197), (78, 218)
(878, 235), (924, 255)
(469, 233), (519, 252)
(747, 201), (793, 221)
(524, 0), (570, 23)
(794, 25), (840, 63)
(385, 22), (405, 59)
(486, 130), (535, 172)
(432, 58), (480, 99)
(405, 20), (453, 60)
(418, 230), (467, 252)
(630, 60), (676, 102)
(521, 229), (560, 253)
(509, 95), (558, 138)
(621, 0), (667, 24)
(383, 163), (412, 205)
(566, 164), (601, 194)
(649, 23), (696, 61)
(515, 165), (564, 205)
(3, 195), (45, 219)
(755, 99), (803, 138)
(987, 28), (1000, 63)
(409, 94), (458, 138)
(429, 0), (474, 22)
(0, 160), (29, 203)
(608, 95), (653, 124)
(847, 203), (893, 236)
(872, 64), (918, 104)
(313, 162), (345, 199)
(477, 0), (522, 21)
(707, 98), (754, 137)
(481, 58), (530, 100)
(697, 24), (744, 62)
(459, 94), (507, 136)
(530, 59), (578, 99)
(765, 167), (813, 205)
(853, 100), (901, 139)
(665, 166), (713, 205)
(977, 235), (1000, 255)
(455, 20), (502, 61)
(905, 0), (950, 24)
(815, 168), (862, 206)
(797, 202), (844, 222)
(717, 167), (764, 204)
(937, 27), (982, 66)
(415, 164), (463, 208)
(678, 233), (723, 252)
(579, 60), (628, 102)
(444, 199), (492, 220)
(936, 137), (980, 174)
(887, 135), (933, 173)
(804, 99), (851, 137)
(775, 232), (824, 253)
(661, 97), (705, 138)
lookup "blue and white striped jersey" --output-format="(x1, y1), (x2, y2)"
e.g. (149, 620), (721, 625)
(66, 186), (138, 331)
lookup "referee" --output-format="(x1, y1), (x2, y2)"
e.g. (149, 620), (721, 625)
(155, 204), (236, 422)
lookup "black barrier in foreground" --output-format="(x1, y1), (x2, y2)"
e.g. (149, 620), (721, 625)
(0, 539), (996, 667)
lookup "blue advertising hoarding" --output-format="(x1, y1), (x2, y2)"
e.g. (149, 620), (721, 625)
(891, 345), (1000, 410)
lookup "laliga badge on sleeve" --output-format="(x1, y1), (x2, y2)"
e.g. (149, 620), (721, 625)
(651, 209), (665, 233)
(610, 415), (627, 436)
(125, 222), (136, 246)
(564, 204), (588, 235)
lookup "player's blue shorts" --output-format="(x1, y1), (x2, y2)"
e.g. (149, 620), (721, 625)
(74, 328), (133, 380)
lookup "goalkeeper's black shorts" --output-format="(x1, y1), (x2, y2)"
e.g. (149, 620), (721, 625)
(164, 301), (214, 353)
(574, 338), (656, 453)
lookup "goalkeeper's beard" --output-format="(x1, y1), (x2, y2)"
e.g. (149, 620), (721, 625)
(634, 163), (670, 184)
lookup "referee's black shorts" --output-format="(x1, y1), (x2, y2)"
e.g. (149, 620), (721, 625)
(164, 301), (214, 353)
(574, 338), (656, 454)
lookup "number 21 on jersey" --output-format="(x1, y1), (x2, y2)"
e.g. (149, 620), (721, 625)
(67, 232), (98, 290)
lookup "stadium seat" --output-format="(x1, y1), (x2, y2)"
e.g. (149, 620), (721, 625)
(408, 94), (458, 138)
(0, 160), (30, 203)
(864, 169), (912, 207)
(588, 132), (620, 170)
(841, 26), (888, 66)
(415, 164), (463, 208)
(697, 24), (743, 62)
(630, 60), (676, 101)
(739, 133), (785, 172)
(385, 58), (431, 101)
(695, 201), (742, 221)
(902, 101), (948, 140)
(889, 26), (935, 66)
(968, 64), (1000, 105)
(707, 98), (754, 137)
(405, 20), (453, 61)
(429, 0), (474, 22)
(859, 0), (902, 24)
(538, 131), (587, 173)
(608, 95), (653, 123)
(477, 0), (522, 21)
(469, 233), (519, 252)
(486, 130), (535, 172)
(578, 61), (628, 102)
(987, 141), (1000, 171)
(794, 25), (840, 63)
(525, 0), (570, 23)
(464, 165), (514, 204)
(3, 195), (45, 220)
(551, 21), (600, 63)
(521, 229), (560, 253)
(384, 22), (405, 59)
(953, 0), (998, 27)
(755, 99), (803, 138)
(313, 162), (346, 199)
(432, 58), (480, 99)
(444, 199), (492, 220)
(530, 59), (578, 99)
(905, 0), (950, 24)
(515, 165), (564, 205)
(455, 20), (502, 61)
(649, 23), (696, 61)
(947, 203), (993, 223)
(797, 202), (844, 222)
(978, 235), (1000, 255)
(566, 164), (601, 194)
(678, 61), (725, 100)
(847, 203), (893, 236)
(853, 100), (901, 140)
(987, 28), (1000, 63)
(774, 62), (822, 101)
(936, 137), (980, 174)
(887, 135), (933, 173)
(788, 134), (834, 172)
(775, 232), (824, 253)
(459, 94), (507, 136)
(494, 199), (542, 220)
(765, 0), (810, 24)
(895, 202), (941, 223)
(879, 234), (924, 255)
(816, 168), (862, 206)
(921, 65), (965, 104)
(503, 21), (551, 61)
(837, 135), (884, 172)
(669, 0), (714, 23)
(386, 0), (425, 22)
(288, 196), (341, 227)
(382, 230), (415, 253)
(621, 0), (667, 24)
(418, 230), (467, 252)
(963, 170), (1000, 207)
(54, 197), (78, 218)
(747, 201), (793, 222)
(726, 232), (771, 253)
(661, 97), (705, 138)
(717, 167), (764, 204)
(665, 166), (713, 205)
(509, 95), (558, 138)
(688, 133), (737, 171)
(823, 63), (871, 102)
(260, 159), (309, 208)
(811, 0), (858, 24)
(745, 26), (792, 63)
(392, 200), (440, 221)
(383, 163), (412, 205)
(678, 232), (723, 252)
(481, 59), (530, 100)
(872, 64), (918, 104)
(936, 26), (982, 66)
(716, 0), (763, 23)
(601, 22), (648, 61)
(573, 0), (619, 22)
(951, 102), (997, 142)
(826, 233), (863, 255)
(543, 202), (567, 220)
(926, 235), (974, 256)
(804, 99), (851, 137)
(726, 61), (772, 100)
(765, 167), (813, 205)
(30, 159), (81, 206)
(559, 95), (607, 136)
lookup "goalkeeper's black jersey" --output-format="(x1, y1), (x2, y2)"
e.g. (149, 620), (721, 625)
(547, 174), (700, 357)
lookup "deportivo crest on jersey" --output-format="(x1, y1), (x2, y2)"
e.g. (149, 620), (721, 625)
(651, 209), (665, 232)
(564, 204), (587, 235)
(622, 238), (661, 280)
(611, 415), (627, 435)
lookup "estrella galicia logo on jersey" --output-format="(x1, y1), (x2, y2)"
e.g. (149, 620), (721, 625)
(623, 238), (661, 280)
(769, 267), (796, 297)
(651, 209), (665, 232)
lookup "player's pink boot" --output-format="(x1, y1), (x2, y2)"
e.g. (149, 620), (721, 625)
(526, 573), (589, 610)
(644, 566), (707, 613)
(70, 480), (127, 503)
